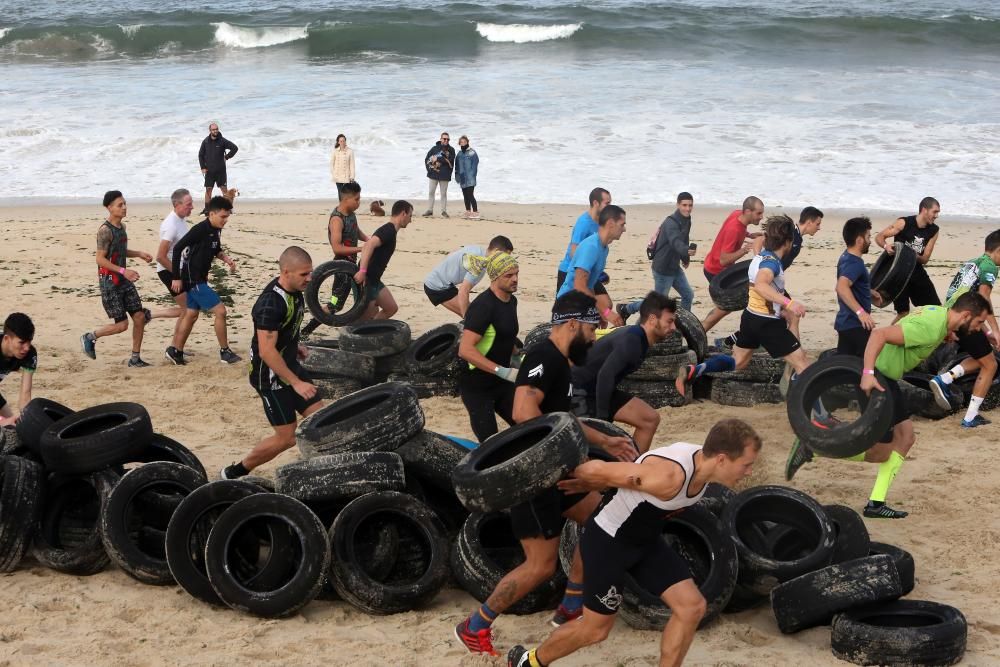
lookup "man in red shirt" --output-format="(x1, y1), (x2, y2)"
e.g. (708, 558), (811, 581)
(701, 196), (764, 332)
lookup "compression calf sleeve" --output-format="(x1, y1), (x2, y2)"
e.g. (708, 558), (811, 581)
(869, 451), (905, 503)
(696, 355), (735, 377)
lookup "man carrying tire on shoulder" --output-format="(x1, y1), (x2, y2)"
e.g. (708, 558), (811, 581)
(874, 197), (942, 324)
(506, 418), (761, 667)
(455, 290), (638, 656)
(928, 229), (1000, 428)
(221, 246), (322, 480)
(700, 196), (765, 334)
(353, 200), (413, 321)
(556, 204), (628, 328)
(0, 313), (37, 426)
(786, 291), (991, 518)
(571, 291), (677, 453)
(424, 235), (514, 317)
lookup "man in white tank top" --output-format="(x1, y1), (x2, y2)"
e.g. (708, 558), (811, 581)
(508, 418), (761, 667)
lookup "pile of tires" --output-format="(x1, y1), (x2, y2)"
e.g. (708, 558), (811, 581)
(302, 321), (463, 401)
(703, 348), (786, 407)
(617, 308), (707, 409)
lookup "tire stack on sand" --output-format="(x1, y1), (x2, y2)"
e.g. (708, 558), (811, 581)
(703, 347), (786, 407)
(625, 308), (708, 408)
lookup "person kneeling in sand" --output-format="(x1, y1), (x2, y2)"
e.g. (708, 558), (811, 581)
(423, 235), (514, 317)
(221, 246), (323, 479)
(507, 418), (761, 667)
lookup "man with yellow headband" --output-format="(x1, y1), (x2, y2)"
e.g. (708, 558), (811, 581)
(458, 252), (522, 442)
(423, 235), (514, 317)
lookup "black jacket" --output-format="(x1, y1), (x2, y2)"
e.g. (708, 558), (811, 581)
(424, 142), (455, 181)
(199, 134), (238, 171)
(652, 209), (692, 276)
(172, 219), (222, 286)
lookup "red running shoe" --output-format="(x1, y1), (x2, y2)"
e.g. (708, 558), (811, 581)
(454, 618), (499, 656)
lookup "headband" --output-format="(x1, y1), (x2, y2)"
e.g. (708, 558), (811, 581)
(551, 304), (601, 325)
(486, 253), (519, 281)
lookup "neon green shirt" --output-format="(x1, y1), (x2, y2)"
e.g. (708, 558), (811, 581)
(875, 306), (949, 380)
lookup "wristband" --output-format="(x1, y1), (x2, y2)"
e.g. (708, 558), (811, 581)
(358, 268), (367, 274)
(862, 368), (875, 375)
(784, 297), (792, 307)
(603, 308), (612, 318)
(855, 308), (864, 316)
(118, 266), (125, 276)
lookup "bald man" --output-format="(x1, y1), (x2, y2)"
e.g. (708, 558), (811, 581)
(221, 246), (323, 479)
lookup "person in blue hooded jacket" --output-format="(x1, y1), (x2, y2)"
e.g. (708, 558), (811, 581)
(455, 135), (480, 219)
(423, 132), (456, 218)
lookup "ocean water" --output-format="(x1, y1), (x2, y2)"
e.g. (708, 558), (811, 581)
(2, 1), (999, 214)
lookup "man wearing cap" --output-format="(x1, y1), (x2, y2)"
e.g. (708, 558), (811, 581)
(455, 289), (638, 657)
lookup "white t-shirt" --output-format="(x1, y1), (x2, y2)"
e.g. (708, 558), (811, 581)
(156, 211), (189, 274)
(424, 244), (487, 291)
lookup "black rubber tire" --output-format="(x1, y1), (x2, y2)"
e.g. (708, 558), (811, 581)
(275, 452), (406, 503)
(339, 320), (411, 358)
(0, 455), (45, 571)
(204, 493), (329, 617)
(32, 469), (119, 575)
(373, 352), (407, 380)
(165, 479), (287, 606)
(523, 322), (554, 352)
(296, 382), (424, 458)
(300, 345), (376, 383)
(674, 307), (708, 362)
(577, 417), (637, 455)
(0, 426), (24, 456)
(648, 331), (689, 356)
(695, 482), (736, 518)
(311, 377), (368, 402)
(619, 505), (739, 630)
(708, 352), (786, 383)
(721, 485), (835, 595)
(901, 372), (964, 418)
(122, 433), (207, 479)
(868, 541), (915, 596)
(304, 259), (370, 327)
(452, 412), (587, 512)
(770, 554), (902, 634)
(786, 354), (894, 458)
(40, 402), (153, 475)
(394, 430), (469, 491)
(100, 461), (207, 585)
(709, 260), (751, 311)
(16, 397), (74, 456)
(242, 475), (276, 492)
(823, 504), (871, 564)
(328, 491), (449, 614)
(405, 324), (464, 377)
(386, 373), (460, 399)
(869, 242), (918, 306)
(711, 379), (783, 406)
(558, 519), (578, 578)
(450, 511), (565, 614)
(831, 599), (967, 666)
(723, 583), (769, 613)
(619, 379), (687, 408)
(630, 350), (696, 382)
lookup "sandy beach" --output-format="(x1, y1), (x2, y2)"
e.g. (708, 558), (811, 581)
(1, 198), (999, 666)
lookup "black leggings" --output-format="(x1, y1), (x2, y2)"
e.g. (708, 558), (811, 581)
(462, 186), (477, 212)
(459, 378), (514, 442)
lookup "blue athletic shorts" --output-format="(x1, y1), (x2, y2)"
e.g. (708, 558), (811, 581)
(185, 283), (222, 311)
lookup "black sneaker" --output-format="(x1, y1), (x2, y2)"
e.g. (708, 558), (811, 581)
(784, 437), (814, 481)
(220, 347), (242, 364)
(81, 332), (97, 360)
(165, 346), (186, 365)
(198, 206), (208, 217)
(615, 303), (630, 324)
(127, 356), (151, 368)
(863, 501), (908, 519)
(221, 462), (249, 480)
(507, 645), (531, 667)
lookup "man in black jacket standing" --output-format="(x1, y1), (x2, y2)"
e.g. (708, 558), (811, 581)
(422, 132), (455, 218)
(198, 122), (238, 215)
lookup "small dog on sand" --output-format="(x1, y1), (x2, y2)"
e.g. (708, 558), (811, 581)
(222, 187), (240, 203)
(370, 200), (385, 216)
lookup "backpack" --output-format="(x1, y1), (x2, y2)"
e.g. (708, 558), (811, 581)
(646, 227), (660, 260)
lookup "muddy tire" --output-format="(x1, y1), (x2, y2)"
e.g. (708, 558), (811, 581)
(275, 452), (406, 503)
(0, 456), (45, 571)
(709, 260), (751, 311)
(711, 379), (783, 406)
(300, 346), (376, 383)
(405, 324), (464, 377)
(16, 398), (74, 456)
(869, 242), (918, 306)
(831, 599), (966, 666)
(339, 320), (411, 358)
(305, 260), (370, 327)
(40, 402), (153, 475)
(32, 470), (119, 575)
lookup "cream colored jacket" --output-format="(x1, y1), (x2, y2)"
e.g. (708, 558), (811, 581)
(330, 146), (356, 183)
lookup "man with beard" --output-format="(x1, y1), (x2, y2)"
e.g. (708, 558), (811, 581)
(455, 290), (637, 657)
(786, 291), (991, 518)
(834, 216), (884, 356)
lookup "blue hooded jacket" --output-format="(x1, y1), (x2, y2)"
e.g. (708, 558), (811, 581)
(455, 147), (479, 188)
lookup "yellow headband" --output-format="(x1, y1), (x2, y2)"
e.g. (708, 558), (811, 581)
(486, 253), (519, 281)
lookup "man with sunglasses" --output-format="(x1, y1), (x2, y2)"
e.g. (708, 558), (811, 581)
(423, 132), (455, 218)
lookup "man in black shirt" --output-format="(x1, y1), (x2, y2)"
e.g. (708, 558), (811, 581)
(573, 291), (677, 452)
(221, 246), (321, 480)
(455, 290), (637, 657)
(0, 313), (37, 426)
(353, 200), (413, 320)
(168, 196), (240, 365)
(198, 122), (238, 215)
(457, 252), (521, 442)
(875, 196), (942, 323)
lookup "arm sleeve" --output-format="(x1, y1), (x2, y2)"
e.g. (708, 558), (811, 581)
(841, 259), (864, 285)
(198, 139), (207, 169)
(515, 349), (548, 390)
(719, 223), (746, 253)
(595, 343), (635, 420)
(213, 231), (223, 257)
(349, 151), (355, 180)
(463, 299), (490, 335)
(224, 139), (238, 159)
(569, 218), (590, 245)
(570, 240), (598, 274)
(251, 294), (285, 332)
(172, 223), (207, 271)
(471, 152), (479, 176)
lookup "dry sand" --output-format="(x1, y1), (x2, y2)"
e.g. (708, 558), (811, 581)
(0, 199), (998, 666)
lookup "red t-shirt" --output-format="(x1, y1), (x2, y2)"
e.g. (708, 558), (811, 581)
(704, 210), (748, 276)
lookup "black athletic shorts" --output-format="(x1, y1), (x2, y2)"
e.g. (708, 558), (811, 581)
(157, 269), (184, 296)
(204, 169), (227, 188)
(878, 377), (909, 443)
(257, 382), (321, 427)
(734, 311), (800, 359)
(957, 328), (993, 360)
(509, 486), (588, 540)
(893, 266), (940, 313)
(580, 519), (692, 615)
(424, 283), (458, 306)
(556, 270), (608, 297)
(584, 389), (634, 421)
(836, 327), (871, 358)
(703, 269), (717, 283)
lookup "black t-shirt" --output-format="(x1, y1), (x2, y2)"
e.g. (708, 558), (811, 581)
(172, 219), (222, 286)
(462, 288), (519, 388)
(516, 339), (572, 413)
(0, 345), (38, 383)
(367, 223), (397, 283)
(896, 215), (939, 270)
(249, 278), (305, 391)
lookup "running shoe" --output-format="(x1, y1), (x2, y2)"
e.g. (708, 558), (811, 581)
(779, 363), (794, 399)
(712, 337), (733, 350)
(507, 645), (531, 667)
(929, 375), (954, 411)
(441, 211), (450, 218)
(454, 618), (499, 657)
(615, 303), (630, 324)
(471, 212), (481, 220)
(811, 414), (843, 430)
(784, 437), (814, 481)
(127, 356), (151, 368)
(675, 363), (696, 399)
(165, 346), (186, 365)
(550, 604), (583, 627)
(220, 462), (248, 480)
(220, 348), (242, 364)
(961, 414), (991, 428)
(422, 210), (433, 217)
(863, 501), (908, 519)
(81, 333), (97, 360)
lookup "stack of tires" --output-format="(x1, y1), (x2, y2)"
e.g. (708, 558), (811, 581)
(704, 348), (786, 407)
(617, 308), (708, 408)
(302, 321), (463, 401)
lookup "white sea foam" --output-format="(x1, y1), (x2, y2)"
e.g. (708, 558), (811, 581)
(212, 22), (308, 49)
(118, 24), (143, 39)
(971, 15), (995, 22)
(475, 22), (581, 43)
(0, 28), (10, 41)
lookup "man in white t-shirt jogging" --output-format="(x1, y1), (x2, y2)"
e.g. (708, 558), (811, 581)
(423, 235), (514, 317)
(156, 189), (193, 355)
